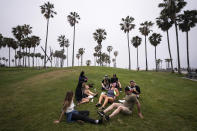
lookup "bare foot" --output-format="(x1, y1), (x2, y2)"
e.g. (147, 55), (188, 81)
(138, 113), (144, 119)
(54, 120), (60, 124)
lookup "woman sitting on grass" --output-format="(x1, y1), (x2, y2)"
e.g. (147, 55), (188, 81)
(54, 91), (102, 124)
(82, 83), (98, 100)
(96, 83), (119, 110)
(75, 71), (89, 105)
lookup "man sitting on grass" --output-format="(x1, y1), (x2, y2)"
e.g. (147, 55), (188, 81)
(129, 80), (141, 99)
(97, 86), (143, 121)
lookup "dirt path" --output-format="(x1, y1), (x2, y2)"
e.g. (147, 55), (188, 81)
(15, 69), (77, 88)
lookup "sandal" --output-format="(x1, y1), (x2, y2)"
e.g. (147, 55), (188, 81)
(96, 103), (101, 107)
(99, 107), (105, 110)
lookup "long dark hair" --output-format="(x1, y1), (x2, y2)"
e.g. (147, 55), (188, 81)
(80, 71), (85, 77)
(63, 91), (74, 111)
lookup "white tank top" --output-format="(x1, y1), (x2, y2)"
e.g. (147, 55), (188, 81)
(66, 101), (75, 113)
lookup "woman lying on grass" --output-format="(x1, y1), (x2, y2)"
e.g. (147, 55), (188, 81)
(96, 83), (119, 110)
(54, 91), (102, 124)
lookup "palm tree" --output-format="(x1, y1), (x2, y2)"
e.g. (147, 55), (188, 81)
(149, 33), (162, 72)
(3, 37), (16, 67)
(165, 58), (172, 69)
(93, 52), (97, 66)
(76, 54), (80, 66)
(156, 14), (174, 73)
(5, 59), (8, 66)
(30, 53), (34, 67)
(131, 36), (142, 71)
(25, 37), (32, 67)
(57, 35), (69, 67)
(41, 55), (44, 67)
(30, 36), (40, 68)
(78, 48), (85, 66)
(156, 59), (162, 70)
(159, 0), (187, 74)
(0, 34), (6, 62)
(40, 2), (57, 68)
(139, 21), (154, 71)
(23, 24), (32, 67)
(93, 29), (107, 66)
(67, 12), (80, 67)
(86, 60), (91, 66)
(12, 25), (24, 66)
(114, 51), (118, 68)
(2, 57), (6, 66)
(0, 33), (4, 51)
(112, 58), (116, 67)
(12, 41), (18, 67)
(65, 42), (70, 67)
(37, 53), (41, 67)
(94, 44), (102, 66)
(107, 46), (113, 67)
(120, 16), (135, 70)
(177, 10), (197, 72)
(16, 51), (22, 66)
(11, 59), (14, 66)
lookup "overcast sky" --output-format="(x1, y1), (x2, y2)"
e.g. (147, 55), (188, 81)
(0, 0), (197, 69)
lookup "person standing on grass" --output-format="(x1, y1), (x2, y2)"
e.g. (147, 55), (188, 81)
(97, 86), (143, 121)
(54, 91), (102, 124)
(96, 83), (119, 110)
(129, 80), (141, 99)
(75, 71), (88, 104)
(110, 74), (122, 92)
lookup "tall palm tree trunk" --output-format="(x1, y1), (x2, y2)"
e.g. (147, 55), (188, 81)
(9, 47), (10, 67)
(19, 46), (21, 66)
(72, 24), (76, 67)
(145, 36), (148, 71)
(81, 55), (82, 66)
(109, 52), (110, 67)
(44, 18), (50, 69)
(25, 47), (28, 67)
(96, 56), (97, 66)
(23, 49), (25, 67)
(24, 48), (26, 67)
(115, 56), (117, 68)
(174, 21), (181, 74)
(155, 46), (157, 72)
(186, 31), (190, 72)
(36, 57), (37, 67)
(78, 59), (79, 66)
(137, 47), (139, 71)
(33, 47), (35, 67)
(28, 48), (30, 67)
(127, 32), (131, 70)
(166, 30), (174, 73)
(15, 49), (17, 67)
(67, 47), (68, 67)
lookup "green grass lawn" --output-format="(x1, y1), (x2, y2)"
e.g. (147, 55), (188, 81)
(0, 67), (197, 131)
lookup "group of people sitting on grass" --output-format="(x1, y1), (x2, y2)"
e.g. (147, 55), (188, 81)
(54, 71), (143, 125)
